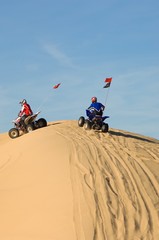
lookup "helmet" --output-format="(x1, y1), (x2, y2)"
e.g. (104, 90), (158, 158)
(19, 99), (27, 105)
(91, 96), (97, 103)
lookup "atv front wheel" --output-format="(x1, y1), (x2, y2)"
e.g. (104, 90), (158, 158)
(8, 128), (19, 139)
(101, 123), (109, 133)
(84, 120), (92, 130)
(78, 116), (85, 127)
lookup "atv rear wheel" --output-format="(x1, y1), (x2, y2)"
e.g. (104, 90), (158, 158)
(37, 118), (47, 128)
(84, 120), (92, 130)
(78, 116), (85, 127)
(8, 128), (19, 139)
(101, 123), (109, 133)
(26, 123), (35, 133)
(92, 124), (101, 130)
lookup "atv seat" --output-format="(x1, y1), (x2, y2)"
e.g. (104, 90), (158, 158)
(86, 109), (102, 121)
(24, 115), (33, 125)
(92, 115), (103, 121)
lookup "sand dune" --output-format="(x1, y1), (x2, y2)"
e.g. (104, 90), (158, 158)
(0, 120), (159, 240)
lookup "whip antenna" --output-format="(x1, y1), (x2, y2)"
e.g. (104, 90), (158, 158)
(36, 83), (61, 112)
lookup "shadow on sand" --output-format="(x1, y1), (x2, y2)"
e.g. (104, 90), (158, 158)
(109, 130), (158, 144)
(47, 122), (63, 127)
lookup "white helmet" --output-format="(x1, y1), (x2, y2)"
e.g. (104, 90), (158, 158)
(19, 99), (27, 105)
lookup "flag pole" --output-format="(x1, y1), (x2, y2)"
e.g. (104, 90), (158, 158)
(36, 93), (52, 112)
(104, 86), (110, 107)
(36, 83), (61, 112)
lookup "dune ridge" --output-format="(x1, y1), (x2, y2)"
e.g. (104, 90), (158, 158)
(0, 120), (159, 240)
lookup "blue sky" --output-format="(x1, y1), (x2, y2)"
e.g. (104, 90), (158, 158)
(0, 0), (159, 139)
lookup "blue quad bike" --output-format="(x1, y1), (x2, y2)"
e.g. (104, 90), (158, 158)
(78, 109), (109, 133)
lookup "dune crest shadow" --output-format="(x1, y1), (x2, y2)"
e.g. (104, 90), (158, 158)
(109, 130), (158, 143)
(48, 122), (62, 127)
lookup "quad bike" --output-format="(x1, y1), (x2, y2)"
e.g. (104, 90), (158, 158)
(8, 111), (47, 139)
(78, 109), (109, 133)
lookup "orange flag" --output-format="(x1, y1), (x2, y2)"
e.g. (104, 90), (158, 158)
(53, 83), (61, 89)
(105, 77), (112, 83)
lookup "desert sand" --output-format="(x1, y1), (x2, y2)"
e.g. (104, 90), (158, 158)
(0, 120), (159, 240)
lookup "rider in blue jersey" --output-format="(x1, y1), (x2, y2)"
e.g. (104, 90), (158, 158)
(88, 97), (105, 116)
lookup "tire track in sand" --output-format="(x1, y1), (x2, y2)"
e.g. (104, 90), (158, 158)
(52, 121), (159, 240)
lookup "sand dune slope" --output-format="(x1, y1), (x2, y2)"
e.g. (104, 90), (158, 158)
(0, 120), (159, 240)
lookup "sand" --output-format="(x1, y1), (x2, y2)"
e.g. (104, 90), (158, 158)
(0, 120), (159, 240)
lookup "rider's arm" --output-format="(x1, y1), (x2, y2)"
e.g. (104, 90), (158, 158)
(101, 105), (105, 111)
(18, 111), (22, 117)
(19, 105), (24, 116)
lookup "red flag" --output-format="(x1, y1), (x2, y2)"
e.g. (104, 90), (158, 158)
(53, 83), (61, 89)
(105, 77), (112, 83)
